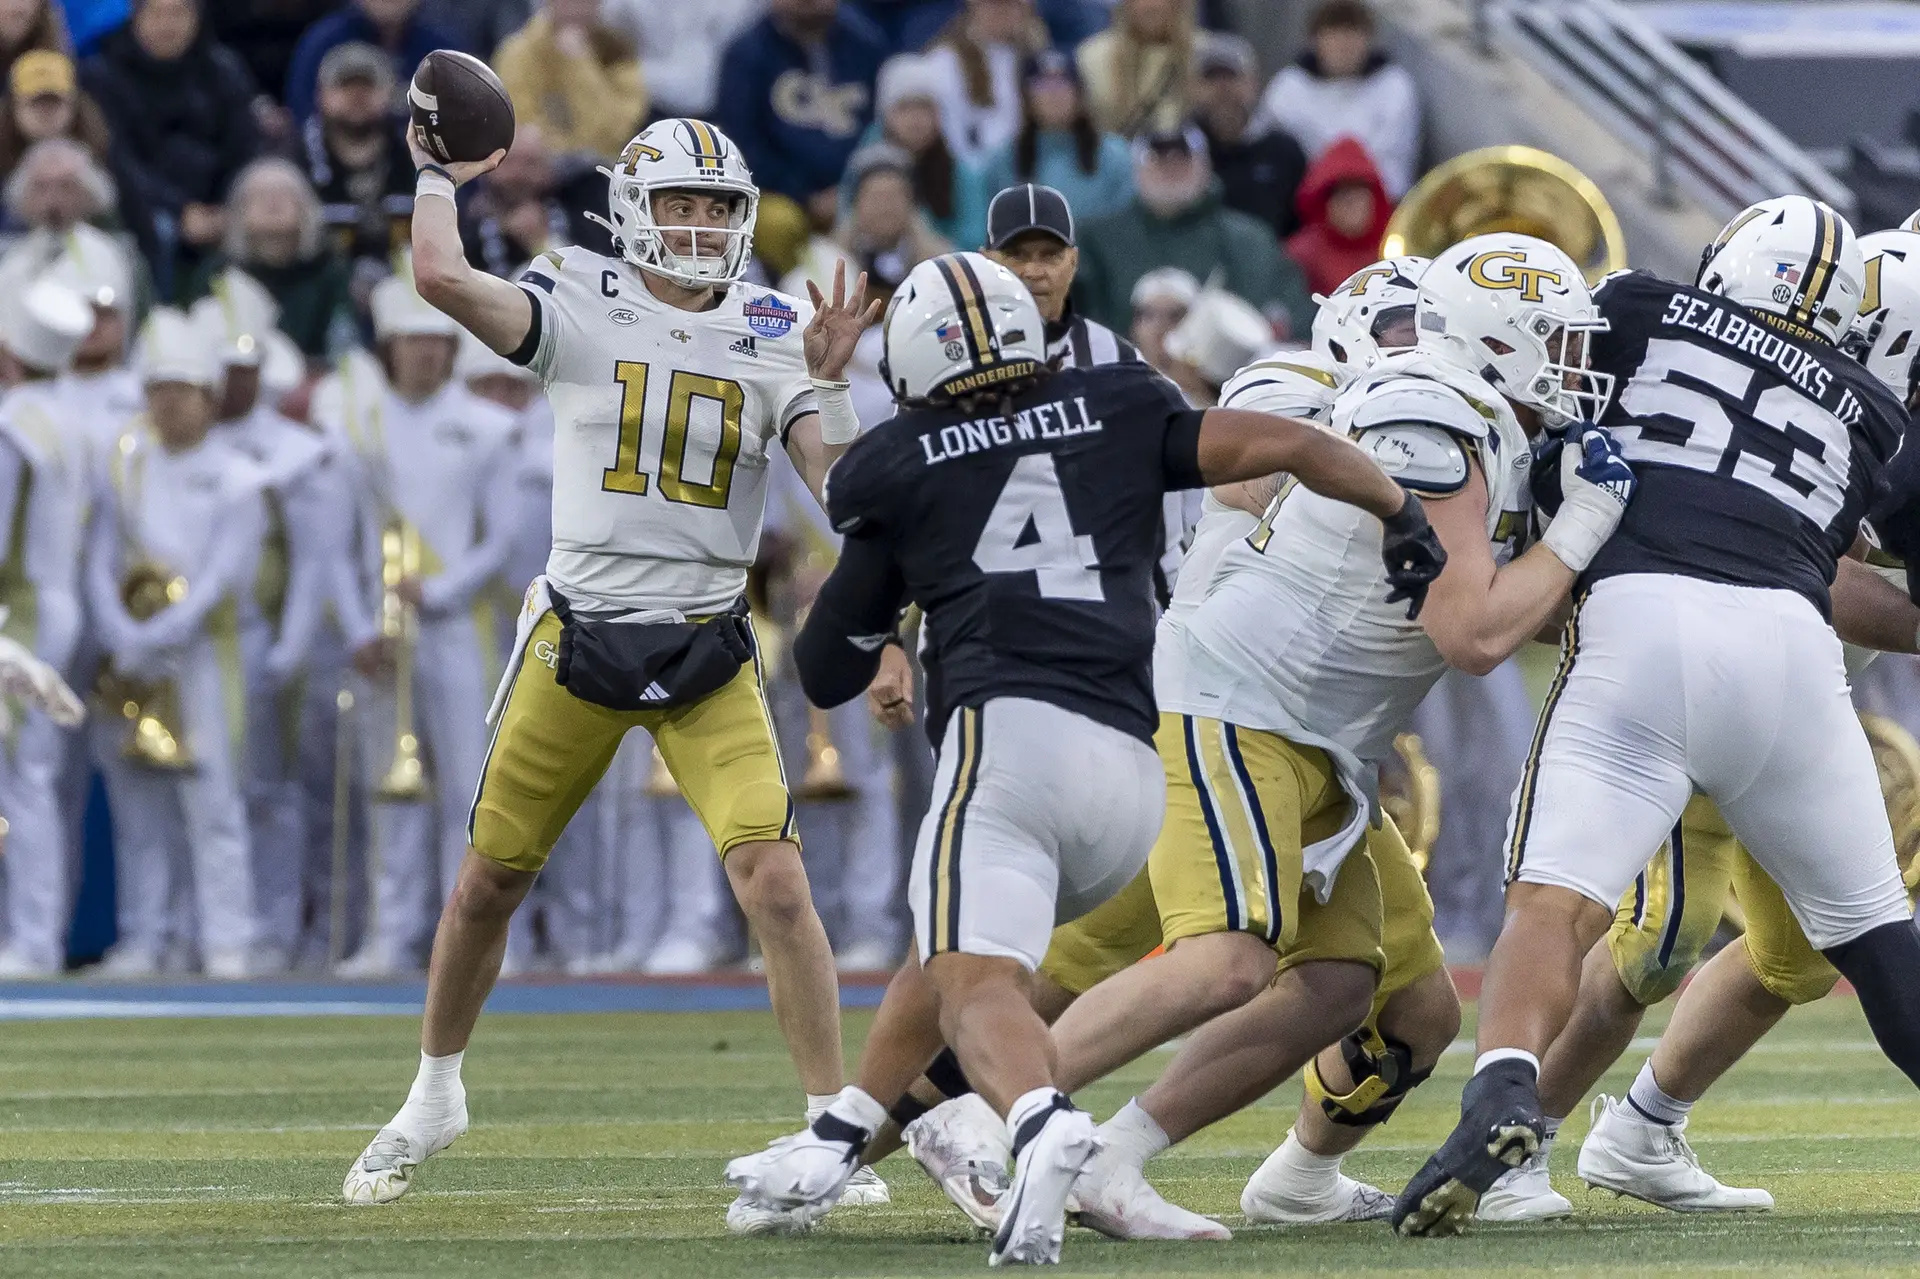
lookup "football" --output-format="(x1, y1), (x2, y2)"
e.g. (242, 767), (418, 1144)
(409, 49), (515, 165)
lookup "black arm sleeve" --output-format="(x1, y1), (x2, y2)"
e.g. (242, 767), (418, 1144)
(793, 533), (911, 709)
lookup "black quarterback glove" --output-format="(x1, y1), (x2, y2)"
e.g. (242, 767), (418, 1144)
(1380, 495), (1448, 620)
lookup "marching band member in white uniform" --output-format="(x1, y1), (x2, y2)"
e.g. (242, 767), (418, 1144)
(329, 277), (518, 977)
(0, 281), (100, 976)
(194, 276), (351, 972)
(90, 311), (268, 978)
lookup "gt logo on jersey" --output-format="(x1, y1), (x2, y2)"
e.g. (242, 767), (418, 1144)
(1465, 249), (1565, 303)
(533, 639), (559, 670)
(618, 139), (665, 172)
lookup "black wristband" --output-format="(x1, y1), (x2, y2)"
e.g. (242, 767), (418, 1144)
(881, 631), (904, 650)
(417, 162), (455, 183)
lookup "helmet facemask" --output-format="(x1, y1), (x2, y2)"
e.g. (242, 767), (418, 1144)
(1517, 310), (1614, 426)
(595, 173), (759, 288)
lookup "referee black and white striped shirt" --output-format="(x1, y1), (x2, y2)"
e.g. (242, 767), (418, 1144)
(1047, 307), (1141, 372)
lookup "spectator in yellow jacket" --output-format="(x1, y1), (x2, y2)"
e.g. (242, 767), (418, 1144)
(493, 0), (646, 161)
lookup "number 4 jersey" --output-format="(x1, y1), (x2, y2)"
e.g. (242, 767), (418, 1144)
(824, 362), (1207, 746)
(1585, 270), (1907, 615)
(513, 246), (818, 614)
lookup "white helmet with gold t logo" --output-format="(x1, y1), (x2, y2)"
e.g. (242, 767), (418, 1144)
(1416, 233), (1611, 426)
(591, 118), (760, 288)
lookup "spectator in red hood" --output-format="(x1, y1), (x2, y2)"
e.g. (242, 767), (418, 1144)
(1285, 134), (1391, 298)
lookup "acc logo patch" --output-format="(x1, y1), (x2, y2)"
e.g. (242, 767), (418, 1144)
(744, 294), (796, 338)
(608, 307), (639, 325)
(1465, 249), (1565, 303)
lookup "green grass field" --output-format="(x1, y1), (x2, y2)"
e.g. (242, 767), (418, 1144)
(2, 995), (1916, 1277)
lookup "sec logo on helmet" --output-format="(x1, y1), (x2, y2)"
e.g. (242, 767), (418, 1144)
(1465, 249), (1566, 303)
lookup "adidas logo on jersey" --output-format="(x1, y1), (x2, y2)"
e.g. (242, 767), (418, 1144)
(729, 336), (760, 359)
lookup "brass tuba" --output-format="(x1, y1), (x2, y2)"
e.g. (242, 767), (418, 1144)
(1380, 145), (1628, 284)
(373, 519), (428, 801)
(96, 561), (193, 770)
(1381, 733), (1443, 876)
(797, 703), (854, 801)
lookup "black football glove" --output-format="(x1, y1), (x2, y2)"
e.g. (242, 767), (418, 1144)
(1380, 495), (1448, 620)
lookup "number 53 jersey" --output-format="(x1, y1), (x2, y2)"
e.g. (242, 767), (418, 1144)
(826, 362), (1208, 747)
(1583, 270), (1907, 616)
(514, 246), (818, 614)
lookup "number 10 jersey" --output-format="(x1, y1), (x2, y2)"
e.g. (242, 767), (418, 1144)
(1584, 269), (1907, 617)
(514, 246), (818, 614)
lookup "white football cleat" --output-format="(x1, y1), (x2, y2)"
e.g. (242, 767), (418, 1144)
(1577, 1095), (1773, 1212)
(1239, 1144), (1392, 1225)
(989, 1107), (1101, 1267)
(906, 1094), (1012, 1232)
(725, 1193), (815, 1237)
(1478, 1137), (1572, 1222)
(1072, 1144), (1231, 1240)
(341, 1106), (470, 1204)
(839, 1164), (891, 1206)
(725, 1127), (861, 1223)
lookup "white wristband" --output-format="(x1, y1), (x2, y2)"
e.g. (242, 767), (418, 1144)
(1541, 490), (1622, 573)
(810, 377), (861, 446)
(415, 168), (457, 205)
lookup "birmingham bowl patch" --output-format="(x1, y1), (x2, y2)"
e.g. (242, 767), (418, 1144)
(744, 294), (796, 338)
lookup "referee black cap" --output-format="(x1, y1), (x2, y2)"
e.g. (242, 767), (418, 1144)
(987, 183), (1075, 250)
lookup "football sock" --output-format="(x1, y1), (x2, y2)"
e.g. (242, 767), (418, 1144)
(1098, 1098), (1170, 1168)
(805, 1093), (839, 1124)
(812, 1086), (888, 1148)
(1824, 920), (1920, 1090)
(1264, 1129), (1344, 1195)
(401, 1050), (465, 1129)
(1624, 1060), (1691, 1126)
(1473, 1048), (1540, 1077)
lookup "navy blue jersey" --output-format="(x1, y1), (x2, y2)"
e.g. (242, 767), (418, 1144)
(1583, 271), (1908, 617)
(798, 362), (1207, 746)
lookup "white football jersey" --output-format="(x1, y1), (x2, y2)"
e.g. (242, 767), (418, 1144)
(1165, 351), (1533, 778)
(517, 246), (817, 615)
(1154, 351), (1350, 699)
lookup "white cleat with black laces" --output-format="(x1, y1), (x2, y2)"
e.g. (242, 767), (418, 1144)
(1577, 1094), (1773, 1212)
(990, 1099), (1101, 1267)
(341, 1104), (470, 1204)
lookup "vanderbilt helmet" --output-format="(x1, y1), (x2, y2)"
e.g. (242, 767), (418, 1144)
(590, 119), (759, 288)
(1415, 233), (1611, 425)
(1848, 229), (1920, 406)
(1697, 195), (1864, 345)
(881, 252), (1045, 405)
(1312, 255), (1429, 368)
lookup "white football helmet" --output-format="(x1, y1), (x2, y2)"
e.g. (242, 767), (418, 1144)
(881, 252), (1045, 405)
(1312, 255), (1429, 368)
(1697, 195), (1864, 345)
(1847, 229), (1920, 406)
(592, 118), (759, 288)
(1416, 233), (1611, 426)
(1902, 209), (1920, 234)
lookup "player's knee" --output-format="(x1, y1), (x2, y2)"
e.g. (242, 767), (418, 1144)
(1174, 933), (1280, 1012)
(1380, 969), (1463, 1069)
(448, 850), (534, 924)
(1744, 939), (1840, 1006)
(729, 844), (814, 936)
(1307, 1026), (1435, 1129)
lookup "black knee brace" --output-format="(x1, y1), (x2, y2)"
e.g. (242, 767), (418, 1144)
(1305, 1027), (1434, 1128)
(1824, 920), (1920, 1091)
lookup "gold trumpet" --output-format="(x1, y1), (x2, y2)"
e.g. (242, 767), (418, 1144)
(96, 561), (193, 771)
(1381, 733), (1443, 875)
(374, 519), (428, 801)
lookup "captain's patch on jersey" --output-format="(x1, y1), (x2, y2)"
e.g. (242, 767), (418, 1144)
(744, 295), (796, 339)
